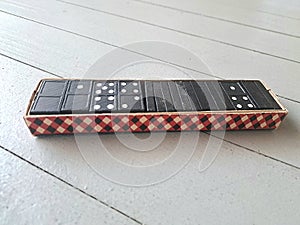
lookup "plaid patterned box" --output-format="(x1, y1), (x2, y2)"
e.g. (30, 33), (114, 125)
(24, 79), (288, 136)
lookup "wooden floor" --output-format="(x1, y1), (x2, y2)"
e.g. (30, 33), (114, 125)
(1, 0), (300, 224)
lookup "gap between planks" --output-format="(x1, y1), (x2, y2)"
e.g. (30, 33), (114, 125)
(0, 15), (299, 104)
(0, 1), (299, 65)
(0, 144), (144, 225)
(51, 0), (300, 64)
(0, 1), (299, 170)
(0, 10), (299, 104)
(131, 0), (300, 38)
(0, 51), (299, 171)
(1, 1), (299, 222)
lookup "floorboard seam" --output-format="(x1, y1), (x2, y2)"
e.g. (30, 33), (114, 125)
(0, 53), (63, 78)
(256, 9), (300, 21)
(131, 0), (300, 39)
(277, 95), (300, 104)
(54, 0), (300, 64)
(0, 10), (299, 172)
(205, 132), (300, 171)
(134, 0), (300, 21)
(0, 8), (299, 65)
(0, 42), (299, 104)
(0, 145), (144, 225)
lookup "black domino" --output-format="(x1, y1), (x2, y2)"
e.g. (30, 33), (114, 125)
(181, 81), (202, 111)
(30, 80), (67, 114)
(67, 80), (92, 94)
(119, 81), (141, 95)
(174, 81), (193, 111)
(118, 81), (144, 112)
(241, 81), (280, 109)
(167, 81), (184, 111)
(220, 82), (245, 95)
(90, 95), (117, 113)
(61, 94), (90, 113)
(29, 79), (283, 115)
(153, 81), (167, 112)
(31, 96), (62, 115)
(119, 95), (144, 112)
(93, 81), (117, 95)
(144, 81), (156, 112)
(161, 81), (176, 112)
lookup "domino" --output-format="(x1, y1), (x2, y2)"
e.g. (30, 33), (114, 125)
(24, 79), (288, 136)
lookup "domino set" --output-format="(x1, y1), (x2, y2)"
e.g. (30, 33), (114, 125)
(24, 79), (288, 136)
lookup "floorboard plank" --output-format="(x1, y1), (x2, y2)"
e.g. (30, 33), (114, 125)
(0, 52), (299, 170)
(184, 0), (300, 20)
(1, 52), (300, 224)
(0, 12), (299, 102)
(134, 0), (300, 37)
(0, 147), (140, 225)
(1, 0), (300, 63)
(1, 1), (300, 224)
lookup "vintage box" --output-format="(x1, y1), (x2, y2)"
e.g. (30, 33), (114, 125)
(24, 78), (288, 136)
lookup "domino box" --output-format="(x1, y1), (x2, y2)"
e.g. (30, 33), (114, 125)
(24, 78), (288, 136)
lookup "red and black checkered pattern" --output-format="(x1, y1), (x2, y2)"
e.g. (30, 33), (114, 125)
(24, 112), (287, 136)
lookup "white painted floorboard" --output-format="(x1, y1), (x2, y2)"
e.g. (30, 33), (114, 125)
(0, 0), (300, 224)
(190, 0), (300, 20)
(0, 148), (139, 225)
(61, 0), (300, 61)
(0, 11), (299, 101)
(1, 0), (300, 63)
(137, 0), (300, 30)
